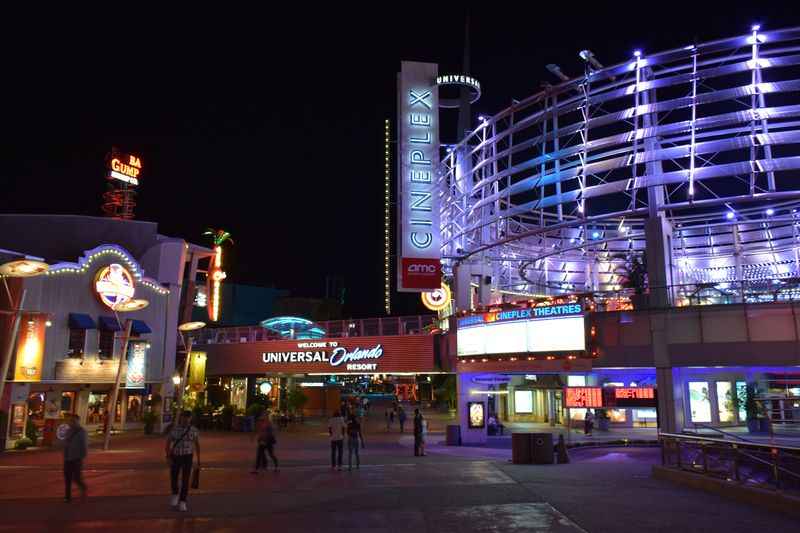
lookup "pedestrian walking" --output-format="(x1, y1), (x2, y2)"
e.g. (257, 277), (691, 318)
(584, 409), (595, 436)
(398, 406), (407, 433)
(251, 413), (278, 474)
(329, 409), (346, 471)
(413, 408), (423, 456)
(62, 414), (88, 503)
(165, 410), (200, 512)
(419, 414), (428, 456)
(346, 414), (364, 470)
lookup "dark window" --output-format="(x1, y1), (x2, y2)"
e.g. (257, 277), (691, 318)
(67, 329), (86, 358)
(98, 329), (115, 359)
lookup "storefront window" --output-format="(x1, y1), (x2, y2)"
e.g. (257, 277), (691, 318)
(230, 378), (247, 412)
(98, 330), (115, 359)
(68, 329), (86, 358)
(127, 394), (143, 422)
(87, 393), (108, 425)
(736, 381), (747, 422)
(688, 381), (712, 423)
(27, 393), (45, 428)
(633, 408), (657, 427)
(609, 409), (627, 423)
(716, 382), (735, 423)
(60, 392), (75, 418)
(514, 390), (533, 414)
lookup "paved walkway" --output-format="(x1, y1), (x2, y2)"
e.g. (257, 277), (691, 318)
(0, 412), (796, 532)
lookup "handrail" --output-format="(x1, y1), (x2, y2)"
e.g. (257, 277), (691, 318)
(660, 432), (800, 452)
(687, 423), (755, 443)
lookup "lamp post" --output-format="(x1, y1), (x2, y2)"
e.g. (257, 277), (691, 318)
(177, 322), (205, 411)
(103, 298), (149, 451)
(0, 259), (49, 415)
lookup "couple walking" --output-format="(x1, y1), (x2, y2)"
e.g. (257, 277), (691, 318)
(329, 409), (364, 470)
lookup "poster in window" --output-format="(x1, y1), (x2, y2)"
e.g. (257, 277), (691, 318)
(125, 340), (147, 389)
(188, 352), (207, 390)
(468, 402), (485, 428)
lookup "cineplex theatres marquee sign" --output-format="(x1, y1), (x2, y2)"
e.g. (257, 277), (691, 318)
(397, 61), (441, 292)
(457, 303), (586, 357)
(203, 335), (437, 375)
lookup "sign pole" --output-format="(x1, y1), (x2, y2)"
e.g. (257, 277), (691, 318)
(103, 319), (133, 451)
(0, 288), (26, 411)
(178, 336), (193, 411)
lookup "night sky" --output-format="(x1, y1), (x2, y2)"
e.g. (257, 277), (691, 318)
(3, 4), (799, 318)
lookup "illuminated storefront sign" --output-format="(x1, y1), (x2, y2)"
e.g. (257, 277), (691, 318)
(262, 342), (384, 372)
(436, 74), (481, 91)
(188, 352), (207, 390)
(564, 387), (603, 408)
(457, 303), (585, 356)
(125, 340), (147, 389)
(421, 282), (451, 312)
(108, 153), (142, 185)
(94, 263), (136, 309)
(397, 61), (441, 292)
(204, 334), (437, 375)
(468, 402), (485, 428)
(14, 314), (46, 382)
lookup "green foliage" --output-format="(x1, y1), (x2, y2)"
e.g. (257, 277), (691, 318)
(24, 419), (38, 442)
(435, 375), (457, 409)
(246, 403), (267, 418)
(745, 383), (761, 419)
(203, 228), (234, 246)
(286, 387), (308, 414)
(142, 411), (158, 434)
(14, 437), (33, 450)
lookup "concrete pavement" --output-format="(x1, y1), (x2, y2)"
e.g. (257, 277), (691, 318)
(0, 412), (795, 532)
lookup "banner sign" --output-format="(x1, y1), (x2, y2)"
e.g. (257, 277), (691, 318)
(188, 352), (207, 390)
(564, 387), (658, 409)
(14, 314), (46, 382)
(125, 340), (148, 389)
(397, 61), (441, 292)
(203, 335), (437, 375)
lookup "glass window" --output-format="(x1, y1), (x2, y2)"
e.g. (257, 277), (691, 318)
(609, 409), (627, 423)
(98, 330), (115, 360)
(60, 392), (75, 418)
(514, 390), (533, 414)
(633, 408), (657, 427)
(567, 375), (586, 387)
(736, 381), (747, 422)
(68, 329), (86, 358)
(689, 381), (712, 423)
(87, 393), (108, 425)
(717, 382), (735, 423)
(126, 395), (143, 422)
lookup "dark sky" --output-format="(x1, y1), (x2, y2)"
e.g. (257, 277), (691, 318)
(3, 4), (799, 318)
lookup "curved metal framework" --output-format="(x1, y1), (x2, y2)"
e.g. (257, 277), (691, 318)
(439, 27), (800, 298)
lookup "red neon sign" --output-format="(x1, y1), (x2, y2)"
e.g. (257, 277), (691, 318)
(614, 387), (655, 400)
(564, 387), (603, 408)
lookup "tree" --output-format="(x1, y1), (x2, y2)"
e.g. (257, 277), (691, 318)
(434, 375), (457, 409)
(287, 387), (308, 415)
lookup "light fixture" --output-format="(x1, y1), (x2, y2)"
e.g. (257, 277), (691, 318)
(726, 211), (735, 220)
(633, 50), (642, 58)
(172, 373), (181, 385)
(113, 298), (149, 312)
(0, 259), (49, 277)
(751, 24), (761, 32)
(45, 320), (52, 327)
(178, 321), (206, 332)
(766, 208), (775, 216)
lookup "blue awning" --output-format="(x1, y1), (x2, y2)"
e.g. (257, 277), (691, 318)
(68, 313), (96, 330)
(98, 316), (122, 332)
(130, 319), (152, 335)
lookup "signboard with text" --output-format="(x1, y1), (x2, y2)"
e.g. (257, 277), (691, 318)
(397, 61), (441, 292)
(563, 387), (658, 409)
(125, 340), (148, 389)
(204, 335), (437, 375)
(564, 387), (603, 408)
(13, 314), (46, 382)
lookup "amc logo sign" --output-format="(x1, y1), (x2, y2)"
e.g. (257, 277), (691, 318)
(401, 258), (441, 290)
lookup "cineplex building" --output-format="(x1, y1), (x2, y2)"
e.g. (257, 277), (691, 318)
(391, 26), (800, 444)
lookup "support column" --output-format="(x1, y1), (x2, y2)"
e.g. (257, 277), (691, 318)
(645, 216), (674, 308)
(457, 372), (487, 445)
(652, 312), (683, 433)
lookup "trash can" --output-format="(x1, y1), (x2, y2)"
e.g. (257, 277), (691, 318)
(531, 433), (554, 464)
(512, 433), (533, 464)
(446, 424), (461, 446)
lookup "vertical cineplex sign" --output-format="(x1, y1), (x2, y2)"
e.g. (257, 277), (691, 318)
(397, 61), (441, 292)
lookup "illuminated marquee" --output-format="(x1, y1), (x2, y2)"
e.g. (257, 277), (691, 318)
(207, 245), (226, 322)
(94, 263), (136, 309)
(125, 340), (147, 389)
(108, 153), (142, 185)
(564, 387), (603, 408)
(262, 341), (384, 372)
(397, 61), (441, 292)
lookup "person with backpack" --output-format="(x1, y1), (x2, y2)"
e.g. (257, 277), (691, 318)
(251, 412), (278, 474)
(63, 414), (88, 503)
(165, 410), (200, 512)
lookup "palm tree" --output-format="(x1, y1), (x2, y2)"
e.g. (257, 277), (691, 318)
(203, 228), (234, 247)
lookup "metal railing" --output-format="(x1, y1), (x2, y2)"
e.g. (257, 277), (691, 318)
(660, 432), (800, 493)
(192, 315), (439, 344)
(571, 278), (800, 311)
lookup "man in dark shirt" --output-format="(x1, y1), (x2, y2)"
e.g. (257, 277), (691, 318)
(63, 414), (88, 502)
(346, 414), (364, 470)
(413, 409), (423, 457)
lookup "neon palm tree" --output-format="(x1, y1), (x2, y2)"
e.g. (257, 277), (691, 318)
(202, 228), (232, 321)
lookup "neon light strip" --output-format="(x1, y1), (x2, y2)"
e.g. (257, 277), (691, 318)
(384, 118), (391, 315)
